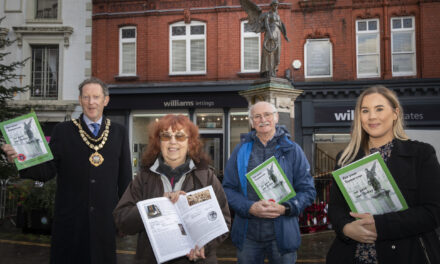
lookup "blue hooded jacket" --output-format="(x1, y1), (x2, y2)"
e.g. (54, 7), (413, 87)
(222, 127), (316, 254)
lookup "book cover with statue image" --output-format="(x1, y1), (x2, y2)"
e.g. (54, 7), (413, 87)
(0, 112), (53, 170)
(332, 152), (408, 215)
(246, 156), (296, 204)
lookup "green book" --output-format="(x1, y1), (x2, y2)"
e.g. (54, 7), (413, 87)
(332, 152), (408, 215)
(246, 156), (296, 204)
(0, 112), (53, 170)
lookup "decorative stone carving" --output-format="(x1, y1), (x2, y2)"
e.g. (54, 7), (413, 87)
(0, 27), (9, 46)
(12, 26), (74, 47)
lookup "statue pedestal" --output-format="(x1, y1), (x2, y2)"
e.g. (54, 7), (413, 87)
(239, 77), (303, 138)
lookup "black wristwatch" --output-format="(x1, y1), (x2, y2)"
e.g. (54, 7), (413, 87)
(281, 202), (291, 216)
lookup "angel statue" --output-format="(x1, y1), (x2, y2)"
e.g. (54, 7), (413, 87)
(365, 162), (381, 192)
(240, 0), (290, 78)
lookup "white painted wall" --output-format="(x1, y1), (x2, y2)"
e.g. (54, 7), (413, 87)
(0, 0), (92, 120)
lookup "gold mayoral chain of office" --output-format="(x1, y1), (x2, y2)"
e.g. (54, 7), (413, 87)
(72, 118), (111, 167)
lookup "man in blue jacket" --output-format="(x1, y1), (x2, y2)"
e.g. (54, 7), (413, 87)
(223, 101), (316, 264)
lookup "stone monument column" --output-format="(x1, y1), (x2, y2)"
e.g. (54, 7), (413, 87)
(239, 77), (303, 139)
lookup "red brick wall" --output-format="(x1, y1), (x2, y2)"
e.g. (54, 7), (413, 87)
(92, 0), (440, 84)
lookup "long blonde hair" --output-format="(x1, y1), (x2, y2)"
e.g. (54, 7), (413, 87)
(338, 85), (409, 166)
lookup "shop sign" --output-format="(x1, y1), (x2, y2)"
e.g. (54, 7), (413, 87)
(314, 104), (440, 124)
(163, 99), (215, 108)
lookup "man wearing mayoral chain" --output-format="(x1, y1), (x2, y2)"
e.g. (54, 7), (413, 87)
(1, 77), (132, 264)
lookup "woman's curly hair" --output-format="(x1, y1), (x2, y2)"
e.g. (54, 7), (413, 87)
(141, 114), (210, 168)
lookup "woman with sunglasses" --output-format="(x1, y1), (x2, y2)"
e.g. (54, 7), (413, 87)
(113, 114), (231, 263)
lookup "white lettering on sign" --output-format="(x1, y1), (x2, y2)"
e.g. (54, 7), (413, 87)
(163, 100), (215, 108)
(404, 113), (424, 120)
(334, 110), (354, 121)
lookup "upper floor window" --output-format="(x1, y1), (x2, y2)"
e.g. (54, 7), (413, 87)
(241, 21), (260, 72)
(305, 39), (332, 78)
(119, 27), (137, 76)
(169, 21), (206, 75)
(391, 17), (416, 76)
(31, 45), (59, 99)
(356, 19), (380, 78)
(26, 0), (61, 23)
(36, 0), (58, 19)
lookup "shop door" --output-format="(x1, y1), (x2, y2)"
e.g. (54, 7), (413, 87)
(200, 134), (223, 180)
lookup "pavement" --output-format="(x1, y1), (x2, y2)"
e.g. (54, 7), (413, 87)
(0, 219), (335, 264)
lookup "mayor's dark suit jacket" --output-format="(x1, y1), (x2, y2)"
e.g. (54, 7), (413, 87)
(327, 139), (440, 264)
(21, 115), (132, 264)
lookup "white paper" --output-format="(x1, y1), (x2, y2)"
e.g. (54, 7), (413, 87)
(137, 185), (228, 263)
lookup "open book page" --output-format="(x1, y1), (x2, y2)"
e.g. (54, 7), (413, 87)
(137, 197), (193, 263)
(332, 152), (408, 215)
(246, 156), (296, 203)
(175, 185), (229, 248)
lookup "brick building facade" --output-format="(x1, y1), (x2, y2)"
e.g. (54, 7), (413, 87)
(91, 0), (440, 179)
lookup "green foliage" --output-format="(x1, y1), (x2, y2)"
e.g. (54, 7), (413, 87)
(7, 179), (34, 206)
(0, 17), (30, 180)
(7, 178), (57, 217)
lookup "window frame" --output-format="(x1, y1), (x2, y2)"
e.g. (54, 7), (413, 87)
(169, 21), (207, 75)
(391, 16), (416, 77)
(119, 26), (137, 76)
(356, 18), (380, 78)
(26, 0), (62, 23)
(30, 44), (60, 100)
(240, 20), (261, 73)
(304, 38), (333, 78)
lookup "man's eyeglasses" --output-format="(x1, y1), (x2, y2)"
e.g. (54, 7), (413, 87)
(159, 132), (188, 142)
(252, 112), (276, 121)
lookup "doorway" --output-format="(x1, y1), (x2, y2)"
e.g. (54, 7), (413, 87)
(200, 133), (223, 180)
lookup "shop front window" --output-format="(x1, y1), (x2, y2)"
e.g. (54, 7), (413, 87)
(131, 113), (188, 177)
(196, 113), (223, 129)
(230, 112), (249, 154)
(313, 133), (350, 205)
(196, 112), (224, 178)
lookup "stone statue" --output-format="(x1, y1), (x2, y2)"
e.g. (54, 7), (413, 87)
(24, 119), (34, 141)
(365, 162), (381, 192)
(240, 0), (290, 78)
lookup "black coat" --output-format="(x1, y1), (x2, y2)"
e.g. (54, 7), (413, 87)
(327, 139), (440, 264)
(21, 116), (132, 264)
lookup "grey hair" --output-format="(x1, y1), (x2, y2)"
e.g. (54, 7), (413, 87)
(248, 101), (278, 126)
(78, 77), (109, 96)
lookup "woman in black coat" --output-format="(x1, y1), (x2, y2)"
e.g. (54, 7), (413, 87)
(326, 85), (440, 264)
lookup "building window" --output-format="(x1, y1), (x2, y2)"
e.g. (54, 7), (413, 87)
(132, 112), (188, 177)
(35, 0), (58, 19)
(230, 111), (249, 154)
(305, 39), (332, 78)
(241, 21), (260, 72)
(31, 45), (59, 99)
(356, 19), (380, 78)
(169, 21), (206, 75)
(119, 27), (136, 76)
(391, 17), (416, 76)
